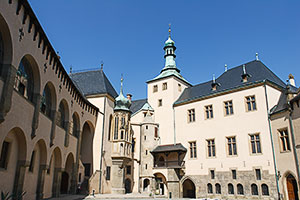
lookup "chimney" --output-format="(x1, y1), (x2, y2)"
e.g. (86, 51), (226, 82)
(289, 74), (296, 87)
(127, 94), (132, 101)
(241, 64), (250, 83)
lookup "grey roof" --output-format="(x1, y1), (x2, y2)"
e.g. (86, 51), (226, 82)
(270, 92), (289, 114)
(151, 143), (187, 153)
(70, 70), (118, 98)
(175, 60), (287, 105)
(130, 99), (147, 114)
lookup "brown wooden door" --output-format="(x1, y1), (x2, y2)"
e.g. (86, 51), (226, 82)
(287, 175), (299, 200)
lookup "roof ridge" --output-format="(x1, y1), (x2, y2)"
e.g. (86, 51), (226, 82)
(71, 69), (102, 75)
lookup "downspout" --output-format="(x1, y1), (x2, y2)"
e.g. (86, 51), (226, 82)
(287, 102), (300, 185)
(173, 106), (176, 145)
(138, 124), (142, 193)
(99, 97), (107, 193)
(263, 82), (280, 199)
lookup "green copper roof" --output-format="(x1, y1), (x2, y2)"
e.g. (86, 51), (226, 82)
(164, 36), (175, 47)
(114, 79), (131, 112)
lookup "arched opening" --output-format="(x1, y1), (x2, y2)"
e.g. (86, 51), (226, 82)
(80, 122), (94, 178)
(154, 173), (167, 196)
(143, 179), (150, 191)
(47, 147), (62, 198)
(207, 183), (213, 194)
(57, 100), (69, 130)
(125, 178), (131, 194)
(228, 183), (234, 195)
(237, 183), (244, 195)
(0, 128), (27, 195)
(286, 174), (299, 200)
(0, 13), (13, 77)
(215, 183), (221, 194)
(71, 112), (80, 138)
(182, 179), (196, 198)
(251, 184), (258, 195)
(261, 184), (269, 196)
(40, 82), (56, 119)
(60, 153), (74, 194)
(14, 55), (40, 103)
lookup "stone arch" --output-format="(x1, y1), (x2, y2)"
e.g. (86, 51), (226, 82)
(60, 153), (75, 194)
(23, 139), (47, 199)
(182, 178), (196, 198)
(40, 81), (57, 119)
(0, 127), (27, 196)
(57, 99), (69, 130)
(15, 54), (41, 103)
(71, 112), (80, 138)
(284, 173), (299, 200)
(0, 13), (13, 75)
(154, 172), (167, 196)
(143, 178), (150, 191)
(80, 121), (94, 178)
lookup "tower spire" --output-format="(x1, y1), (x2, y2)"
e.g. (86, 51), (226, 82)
(168, 23), (171, 38)
(120, 74), (123, 95)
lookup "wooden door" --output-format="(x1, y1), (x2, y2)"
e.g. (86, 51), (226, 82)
(287, 175), (299, 200)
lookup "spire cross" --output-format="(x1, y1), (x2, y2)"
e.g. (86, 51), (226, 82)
(120, 74), (124, 94)
(168, 23), (171, 38)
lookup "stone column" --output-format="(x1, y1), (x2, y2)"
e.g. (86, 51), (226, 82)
(70, 162), (77, 194)
(52, 168), (62, 197)
(111, 159), (125, 194)
(50, 111), (57, 147)
(31, 94), (42, 139)
(36, 164), (47, 200)
(167, 168), (180, 198)
(64, 121), (70, 147)
(0, 64), (17, 123)
(12, 160), (29, 199)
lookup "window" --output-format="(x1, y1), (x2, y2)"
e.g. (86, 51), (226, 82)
(261, 184), (269, 196)
(255, 169), (261, 180)
(158, 99), (162, 107)
(29, 151), (36, 172)
(0, 141), (10, 169)
(189, 141), (197, 158)
(188, 109), (195, 122)
(232, 170), (237, 179)
(237, 184), (244, 195)
(114, 117), (119, 140)
(251, 184), (258, 195)
(178, 84), (182, 92)
(205, 105), (213, 119)
(106, 166), (111, 180)
(145, 164), (148, 169)
(227, 136), (237, 156)
(246, 95), (257, 111)
(146, 125), (148, 130)
(121, 130), (124, 139)
(228, 183), (234, 194)
(207, 139), (216, 157)
(154, 127), (158, 138)
(144, 135), (146, 140)
(162, 82), (167, 90)
(121, 117), (125, 127)
(224, 100), (233, 115)
(108, 115), (112, 140)
(57, 102), (66, 129)
(250, 133), (261, 154)
(146, 150), (148, 155)
(40, 85), (52, 118)
(210, 170), (215, 179)
(215, 183), (221, 194)
(207, 183), (213, 194)
(153, 85), (158, 93)
(126, 166), (131, 175)
(279, 129), (291, 151)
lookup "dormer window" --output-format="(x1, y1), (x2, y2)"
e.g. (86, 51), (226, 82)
(241, 64), (251, 83)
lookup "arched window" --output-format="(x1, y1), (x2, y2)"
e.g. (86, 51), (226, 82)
(40, 85), (52, 118)
(251, 184), (258, 195)
(71, 113), (79, 137)
(121, 117), (125, 127)
(228, 183), (234, 194)
(114, 116), (119, 140)
(207, 183), (213, 194)
(108, 115), (112, 140)
(237, 184), (244, 195)
(121, 130), (124, 139)
(15, 57), (34, 102)
(58, 102), (66, 129)
(215, 183), (221, 194)
(261, 184), (269, 196)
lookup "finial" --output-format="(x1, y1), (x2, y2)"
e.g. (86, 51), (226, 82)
(120, 74), (124, 94)
(70, 65), (72, 74)
(256, 53), (259, 61)
(100, 61), (104, 71)
(225, 64), (228, 72)
(213, 74), (216, 83)
(168, 23), (171, 38)
(243, 64), (246, 74)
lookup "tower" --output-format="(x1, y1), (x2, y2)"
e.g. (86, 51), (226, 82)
(147, 26), (191, 144)
(110, 77), (133, 194)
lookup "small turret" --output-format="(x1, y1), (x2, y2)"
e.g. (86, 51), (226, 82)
(114, 76), (131, 112)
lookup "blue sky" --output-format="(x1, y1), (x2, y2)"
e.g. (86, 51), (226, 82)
(28, 0), (300, 100)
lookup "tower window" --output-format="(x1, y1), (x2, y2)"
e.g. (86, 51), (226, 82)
(210, 170), (215, 179)
(154, 127), (158, 138)
(255, 169), (261, 180)
(178, 84), (182, 92)
(153, 85), (158, 93)
(232, 169), (237, 179)
(126, 166), (131, 175)
(114, 117), (119, 140)
(106, 166), (111, 180)
(162, 82), (167, 90)
(158, 99), (162, 107)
